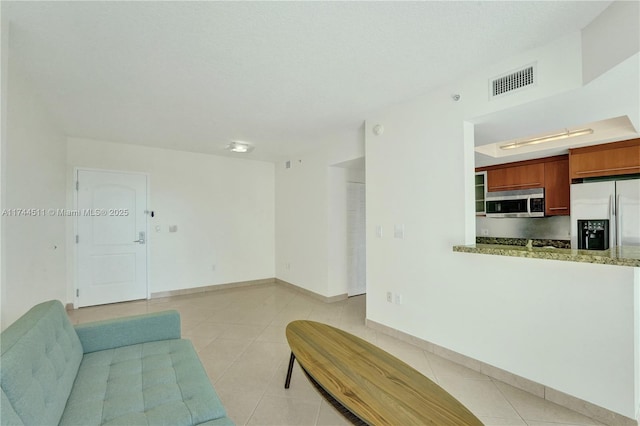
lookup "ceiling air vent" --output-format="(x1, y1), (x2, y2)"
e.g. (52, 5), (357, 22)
(490, 63), (536, 99)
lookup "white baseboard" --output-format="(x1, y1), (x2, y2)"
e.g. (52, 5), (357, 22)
(150, 278), (348, 303)
(150, 278), (276, 298)
(275, 278), (348, 303)
(75, 277), (347, 306)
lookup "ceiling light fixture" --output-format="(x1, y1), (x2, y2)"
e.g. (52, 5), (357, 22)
(500, 128), (594, 150)
(227, 141), (254, 153)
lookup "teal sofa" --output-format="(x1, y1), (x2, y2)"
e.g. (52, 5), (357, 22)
(1, 300), (234, 426)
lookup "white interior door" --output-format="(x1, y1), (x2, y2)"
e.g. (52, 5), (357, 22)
(347, 182), (366, 296)
(76, 170), (148, 307)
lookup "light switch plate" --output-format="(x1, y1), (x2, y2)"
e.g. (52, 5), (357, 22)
(394, 224), (404, 239)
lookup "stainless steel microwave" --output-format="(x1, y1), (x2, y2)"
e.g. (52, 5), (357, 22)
(485, 188), (545, 218)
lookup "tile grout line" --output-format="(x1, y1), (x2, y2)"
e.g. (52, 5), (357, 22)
(243, 360), (283, 425)
(491, 377), (532, 426)
(312, 396), (323, 426)
(244, 294), (311, 425)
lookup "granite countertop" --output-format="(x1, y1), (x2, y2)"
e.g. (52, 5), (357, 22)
(475, 237), (571, 249)
(453, 238), (640, 267)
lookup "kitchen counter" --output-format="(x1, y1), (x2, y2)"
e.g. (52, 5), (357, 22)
(453, 243), (640, 267)
(475, 237), (570, 249)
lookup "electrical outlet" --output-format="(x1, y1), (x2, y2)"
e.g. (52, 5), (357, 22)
(212, 264), (216, 271)
(386, 291), (393, 303)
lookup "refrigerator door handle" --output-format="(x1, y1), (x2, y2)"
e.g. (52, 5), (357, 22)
(609, 194), (614, 218)
(616, 194), (621, 247)
(609, 194), (616, 248)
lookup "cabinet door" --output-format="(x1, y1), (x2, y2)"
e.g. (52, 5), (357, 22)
(475, 172), (486, 215)
(544, 159), (570, 216)
(487, 163), (544, 192)
(570, 143), (640, 180)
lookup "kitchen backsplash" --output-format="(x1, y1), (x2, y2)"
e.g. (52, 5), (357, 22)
(476, 215), (571, 240)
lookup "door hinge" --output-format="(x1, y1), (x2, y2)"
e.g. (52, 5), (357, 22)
(75, 235), (79, 244)
(76, 289), (79, 297)
(76, 181), (79, 191)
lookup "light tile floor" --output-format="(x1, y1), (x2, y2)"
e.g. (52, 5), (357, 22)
(67, 284), (606, 426)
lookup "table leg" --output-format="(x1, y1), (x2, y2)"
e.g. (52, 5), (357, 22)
(284, 352), (296, 389)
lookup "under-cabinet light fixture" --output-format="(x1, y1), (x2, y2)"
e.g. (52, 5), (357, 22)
(500, 128), (593, 150)
(227, 141), (254, 153)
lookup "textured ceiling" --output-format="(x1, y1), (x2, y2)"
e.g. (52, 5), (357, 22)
(3, 1), (612, 161)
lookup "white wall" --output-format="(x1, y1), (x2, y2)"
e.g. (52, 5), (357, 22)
(2, 50), (67, 329)
(636, 267), (640, 420)
(275, 151), (330, 295)
(275, 129), (364, 297)
(364, 11), (640, 419)
(0, 5), (8, 329)
(67, 138), (275, 299)
(461, 32), (584, 118)
(582, 0), (640, 84)
(448, 255), (636, 417)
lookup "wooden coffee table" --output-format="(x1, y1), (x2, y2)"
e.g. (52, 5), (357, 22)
(285, 320), (483, 426)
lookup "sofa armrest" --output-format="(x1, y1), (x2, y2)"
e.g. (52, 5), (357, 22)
(74, 310), (181, 353)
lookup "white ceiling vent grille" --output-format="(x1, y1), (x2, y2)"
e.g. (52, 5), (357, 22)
(490, 63), (536, 99)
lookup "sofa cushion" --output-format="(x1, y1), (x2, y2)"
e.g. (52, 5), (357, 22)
(74, 310), (181, 354)
(1, 300), (83, 426)
(59, 339), (227, 426)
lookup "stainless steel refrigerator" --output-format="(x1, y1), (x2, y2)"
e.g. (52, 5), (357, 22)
(570, 179), (640, 249)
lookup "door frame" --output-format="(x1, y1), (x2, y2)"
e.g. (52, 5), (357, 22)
(73, 167), (151, 308)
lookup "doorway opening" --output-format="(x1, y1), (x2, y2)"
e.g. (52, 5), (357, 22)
(329, 157), (366, 297)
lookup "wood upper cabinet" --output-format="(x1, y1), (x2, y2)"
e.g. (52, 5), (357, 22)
(486, 163), (544, 192)
(477, 155), (571, 217)
(569, 138), (640, 180)
(544, 158), (570, 216)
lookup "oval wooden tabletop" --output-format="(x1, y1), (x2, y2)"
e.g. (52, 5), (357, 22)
(286, 320), (483, 426)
